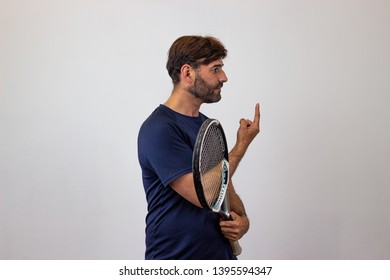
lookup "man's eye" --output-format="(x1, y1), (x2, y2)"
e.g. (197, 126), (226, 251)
(211, 68), (219, 73)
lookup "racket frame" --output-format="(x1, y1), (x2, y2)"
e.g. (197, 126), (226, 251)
(193, 119), (230, 216)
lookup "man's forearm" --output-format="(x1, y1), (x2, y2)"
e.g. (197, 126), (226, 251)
(228, 143), (247, 177)
(228, 180), (247, 217)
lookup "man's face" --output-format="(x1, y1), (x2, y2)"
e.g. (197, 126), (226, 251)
(188, 59), (228, 103)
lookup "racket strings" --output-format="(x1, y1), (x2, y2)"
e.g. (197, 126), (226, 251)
(199, 125), (226, 207)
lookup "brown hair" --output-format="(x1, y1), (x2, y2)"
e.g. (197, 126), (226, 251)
(166, 35), (227, 84)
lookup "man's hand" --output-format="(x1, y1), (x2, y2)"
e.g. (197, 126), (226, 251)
(229, 103), (261, 176)
(236, 103), (260, 151)
(219, 212), (250, 241)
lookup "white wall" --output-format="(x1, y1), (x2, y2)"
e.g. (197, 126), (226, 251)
(1, 0), (389, 259)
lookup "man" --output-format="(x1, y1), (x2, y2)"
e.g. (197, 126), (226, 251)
(138, 35), (260, 259)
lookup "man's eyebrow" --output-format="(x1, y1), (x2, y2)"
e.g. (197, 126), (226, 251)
(210, 63), (224, 68)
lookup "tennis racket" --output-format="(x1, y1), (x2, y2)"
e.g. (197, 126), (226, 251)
(192, 118), (242, 256)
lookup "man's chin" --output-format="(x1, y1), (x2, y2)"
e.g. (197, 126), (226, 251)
(203, 95), (221, 104)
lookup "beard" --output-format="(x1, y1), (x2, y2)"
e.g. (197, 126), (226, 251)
(188, 74), (223, 103)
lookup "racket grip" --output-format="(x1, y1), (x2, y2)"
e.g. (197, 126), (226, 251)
(230, 240), (242, 256)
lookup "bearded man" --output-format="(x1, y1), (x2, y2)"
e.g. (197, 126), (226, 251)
(137, 35), (260, 259)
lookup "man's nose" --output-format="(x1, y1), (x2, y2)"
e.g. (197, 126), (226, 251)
(219, 70), (228, 83)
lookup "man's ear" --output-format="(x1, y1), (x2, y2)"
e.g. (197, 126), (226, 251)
(180, 64), (194, 83)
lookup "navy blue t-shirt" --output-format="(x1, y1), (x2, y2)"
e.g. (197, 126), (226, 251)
(138, 105), (236, 260)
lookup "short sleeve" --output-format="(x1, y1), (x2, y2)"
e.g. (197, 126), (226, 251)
(138, 120), (193, 187)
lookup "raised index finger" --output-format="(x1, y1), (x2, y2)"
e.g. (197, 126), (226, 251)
(253, 103), (260, 126)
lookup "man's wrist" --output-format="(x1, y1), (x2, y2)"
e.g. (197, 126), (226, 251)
(231, 142), (248, 158)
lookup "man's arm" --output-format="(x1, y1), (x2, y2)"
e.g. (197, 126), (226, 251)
(220, 103), (260, 241)
(229, 103), (261, 176)
(170, 173), (202, 207)
(171, 174), (250, 241)
(170, 171), (248, 212)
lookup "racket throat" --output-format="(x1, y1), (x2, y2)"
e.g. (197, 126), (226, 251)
(219, 210), (231, 220)
(219, 197), (232, 220)
(211, 159), (229, 212)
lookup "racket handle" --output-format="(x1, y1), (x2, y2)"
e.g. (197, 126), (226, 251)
(223, 213), (243, 256)
(230, 240), (242, 256)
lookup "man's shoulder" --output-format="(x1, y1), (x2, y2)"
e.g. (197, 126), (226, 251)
(139, 104), (208, 142)
(140, 105), (176, 132)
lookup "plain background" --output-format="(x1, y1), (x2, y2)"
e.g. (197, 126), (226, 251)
(1, 0), (389, 259)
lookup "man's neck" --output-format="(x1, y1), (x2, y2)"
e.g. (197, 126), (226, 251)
(164, 88), (202, 117)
